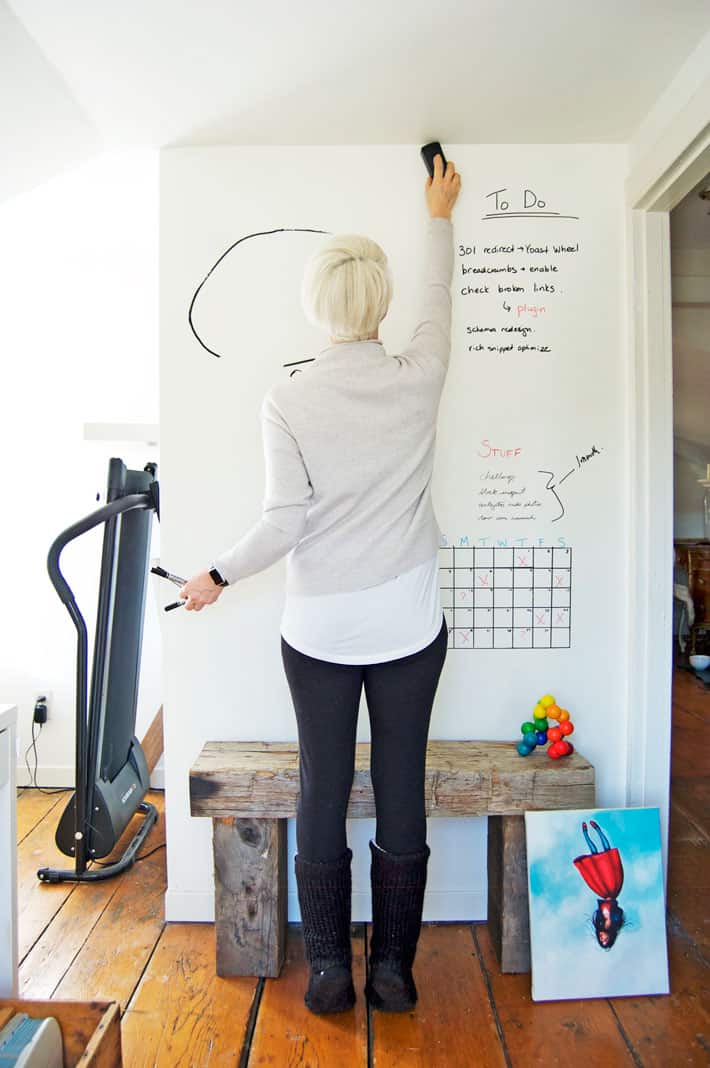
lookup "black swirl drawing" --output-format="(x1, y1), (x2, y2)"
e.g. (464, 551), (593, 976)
(188, 227), (331, 359)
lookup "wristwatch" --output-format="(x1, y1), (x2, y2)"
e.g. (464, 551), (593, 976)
(209, 566), (229, 587)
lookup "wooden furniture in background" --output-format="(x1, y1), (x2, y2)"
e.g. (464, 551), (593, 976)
(189, 739), (595, 977)
(674, 539), (710, 652)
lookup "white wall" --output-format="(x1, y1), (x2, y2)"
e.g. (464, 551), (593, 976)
(0, 150), (163, 787)
(160, 144), (629, 923)
(0, 1), (100, 204)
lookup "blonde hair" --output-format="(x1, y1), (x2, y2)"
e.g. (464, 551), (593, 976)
(301, 234), (393, 342)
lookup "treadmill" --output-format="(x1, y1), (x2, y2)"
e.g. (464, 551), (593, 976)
(38, 457), (160, 883)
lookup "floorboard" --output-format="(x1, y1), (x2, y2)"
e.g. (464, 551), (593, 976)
(610, 924), (710, 1066)
(121, 923), (256, 1067)
(12, 663), (709, 1065)
(19, 879), (116, 1000)
(16, 793), (77, 960)
(15, 788), (67, 842)
(369, 923), (508, 1068)
(52, 797), (167, 1009)
(248, 925), (368, 1066)
(474, 924), (637, 1067)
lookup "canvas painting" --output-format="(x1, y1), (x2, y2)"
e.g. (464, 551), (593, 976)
(525, 807), (670, 1001)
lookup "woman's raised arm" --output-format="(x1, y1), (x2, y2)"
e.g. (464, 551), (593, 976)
(401, 154), (460, 373)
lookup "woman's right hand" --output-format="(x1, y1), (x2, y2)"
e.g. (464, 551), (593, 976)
(426, 154), (461, 220)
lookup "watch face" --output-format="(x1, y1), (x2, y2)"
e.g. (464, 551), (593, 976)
(210, 567), (227, 586)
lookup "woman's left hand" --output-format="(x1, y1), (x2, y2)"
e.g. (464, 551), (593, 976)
(179, 570), (225, 611)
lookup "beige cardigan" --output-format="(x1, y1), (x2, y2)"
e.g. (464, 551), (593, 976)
(213, 217), (454, 595)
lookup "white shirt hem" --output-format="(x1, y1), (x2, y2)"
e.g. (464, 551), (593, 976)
(280, 614), (445, 666)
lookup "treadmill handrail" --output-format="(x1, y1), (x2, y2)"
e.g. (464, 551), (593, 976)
(47, 493), (153, 606)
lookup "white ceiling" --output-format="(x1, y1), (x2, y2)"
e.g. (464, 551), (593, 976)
(6, 0), (710, 148)
(0, 3), (99, 201)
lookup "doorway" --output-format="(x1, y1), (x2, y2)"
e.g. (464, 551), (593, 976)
(626, 127), (710, 874)
(666, 173), (710, 959)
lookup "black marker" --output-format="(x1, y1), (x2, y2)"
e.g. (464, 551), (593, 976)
(151, 563), (188, 611)
(151, 564), (187, 586)
(420, 141), (448, 179)
(165, 599), (187, 612)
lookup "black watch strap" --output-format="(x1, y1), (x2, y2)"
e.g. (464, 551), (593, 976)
(209, 566), (228, 587)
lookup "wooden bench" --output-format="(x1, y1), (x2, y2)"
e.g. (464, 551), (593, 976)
(189, 740), (595, 978)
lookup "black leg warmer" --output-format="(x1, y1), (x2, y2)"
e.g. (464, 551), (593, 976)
(365, 838), (431, 1012)
(294, 846), (356, 1014)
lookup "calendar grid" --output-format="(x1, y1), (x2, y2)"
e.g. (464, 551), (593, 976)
(439, 545), (572, 650)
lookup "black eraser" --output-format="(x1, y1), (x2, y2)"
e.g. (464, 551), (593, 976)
(421, 141), (447, 179)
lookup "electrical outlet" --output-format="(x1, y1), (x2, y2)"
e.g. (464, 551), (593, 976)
(3, 692), (51, 717)
(33, 692), (52, 726)
(34, 696), (49, 724)
(3, 690), (53, 729)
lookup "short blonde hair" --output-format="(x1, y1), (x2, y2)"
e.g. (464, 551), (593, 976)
(301, 234), (393, 342)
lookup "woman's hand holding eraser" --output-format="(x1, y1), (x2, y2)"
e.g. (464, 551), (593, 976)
(421, 142), (461, 220)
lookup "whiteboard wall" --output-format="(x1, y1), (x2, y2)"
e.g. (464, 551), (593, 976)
(159, 144), (629, 922)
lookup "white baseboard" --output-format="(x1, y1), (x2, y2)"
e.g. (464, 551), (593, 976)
(16, 766), (166, 790)
(149, 767), (165, 789)
(165, 889), (216, 923)
(164, 888), (487, 924)
(16, 766), (75, 789)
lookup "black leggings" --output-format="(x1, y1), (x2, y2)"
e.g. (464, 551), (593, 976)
(281, 616), (448, 862)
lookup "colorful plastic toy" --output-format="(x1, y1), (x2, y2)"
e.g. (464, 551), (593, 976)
(516, 694), (575, 759)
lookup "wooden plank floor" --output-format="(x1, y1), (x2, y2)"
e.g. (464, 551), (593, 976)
(14, 665), (709, 1066)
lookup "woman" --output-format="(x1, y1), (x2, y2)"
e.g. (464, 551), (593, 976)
(573, 820), (626, 949)
(180, 154), (461, 1014)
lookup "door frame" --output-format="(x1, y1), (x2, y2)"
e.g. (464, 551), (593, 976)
(625, 114), (710, 875)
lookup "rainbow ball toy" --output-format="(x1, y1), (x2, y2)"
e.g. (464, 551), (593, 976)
(516, 695), (575, 759)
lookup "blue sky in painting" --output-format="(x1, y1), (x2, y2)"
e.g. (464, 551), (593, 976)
(525, 807), (669, 1001)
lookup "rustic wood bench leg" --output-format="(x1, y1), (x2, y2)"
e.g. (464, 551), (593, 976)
(212, 816), (287, 978)
(487, 814), (530, 973)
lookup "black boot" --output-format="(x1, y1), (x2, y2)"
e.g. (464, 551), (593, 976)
(294, 846), (356, 1014)
(364, 838), (430, 1012)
